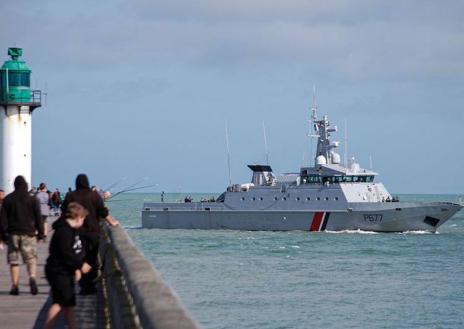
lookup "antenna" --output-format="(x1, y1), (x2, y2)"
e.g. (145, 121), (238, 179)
(262, 121), (270, 165)
(44, 81), (48, 107)
(225, 121), (232, 186)
(311, 85), (318, 124)
(369, 155), (373, 170)
(344, 119), (348, 167)
(308, 85), (318, 165)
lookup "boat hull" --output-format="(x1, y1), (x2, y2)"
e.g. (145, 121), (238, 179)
(141, 202), (462, 232)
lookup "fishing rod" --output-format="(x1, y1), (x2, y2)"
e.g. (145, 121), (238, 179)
(104, 179), (146, 199)
(114, 184), (158, 195)
(107, 183), (157, 200)
(102, 177), (127, 192)
(105, 198), (141, 203)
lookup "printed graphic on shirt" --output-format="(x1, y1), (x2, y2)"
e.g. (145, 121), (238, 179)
(73, 236), (82, 254)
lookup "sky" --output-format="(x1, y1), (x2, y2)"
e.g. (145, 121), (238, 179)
(1, 0), (463, 194)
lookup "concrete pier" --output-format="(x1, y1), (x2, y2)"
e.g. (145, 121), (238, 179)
(0, 224), (202, 329)
(100, 225), (202, 329)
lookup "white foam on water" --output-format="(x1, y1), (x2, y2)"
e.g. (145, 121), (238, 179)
(290, 245), (301, 249)
(324, 229), (379, 235)
(123, 225), (142, 230)
(398, 230), (436, 235)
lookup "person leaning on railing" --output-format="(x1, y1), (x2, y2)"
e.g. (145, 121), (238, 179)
(58, 173), (119, 295)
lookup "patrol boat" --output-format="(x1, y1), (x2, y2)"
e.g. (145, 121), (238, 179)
(142, 105), (462, 232)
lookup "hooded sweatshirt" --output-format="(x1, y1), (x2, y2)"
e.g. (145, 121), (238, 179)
(46, 217), (85, 275)
(59, 174), (109, 234)
(0, 176), (44, 240)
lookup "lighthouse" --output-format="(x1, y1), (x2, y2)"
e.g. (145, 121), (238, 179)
(0, 48), (42, 193)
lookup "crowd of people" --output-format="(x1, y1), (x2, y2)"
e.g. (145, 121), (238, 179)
(0, 174), (119, 329)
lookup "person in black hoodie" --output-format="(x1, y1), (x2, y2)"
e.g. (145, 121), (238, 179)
(0, 175), (44, 295)
(44, 202), (91, 329)
(60, 173), (119, 294)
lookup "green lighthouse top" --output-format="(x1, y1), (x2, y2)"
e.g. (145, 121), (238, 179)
(0, 47), (41, 107)
(1, 47), (31, 72)
(9, 47), (22, 60)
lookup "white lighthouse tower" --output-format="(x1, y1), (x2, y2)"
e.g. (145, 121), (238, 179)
(0, 48), (42, 193)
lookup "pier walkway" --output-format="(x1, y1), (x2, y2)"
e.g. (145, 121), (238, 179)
(0, 224), (202, 329)
(0, 238), (104, 328)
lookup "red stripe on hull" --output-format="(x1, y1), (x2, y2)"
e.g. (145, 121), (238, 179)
(310, 212), (324, 231)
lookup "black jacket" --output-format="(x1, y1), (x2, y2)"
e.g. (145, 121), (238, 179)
(0, 176), (44, 241)
(60, 174), (109, 234)
(46, 218), (85, 275)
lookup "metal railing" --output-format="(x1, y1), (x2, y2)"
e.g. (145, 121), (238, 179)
(0, 89), (42, 106)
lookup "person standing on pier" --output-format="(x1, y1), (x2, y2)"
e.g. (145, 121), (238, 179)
(44, 202), (91, 329)
(59, 173), (119, 294)
(36, 182), (50, 240)
(0, 176), (44, 295)
(0, 189), (5, 207)
(0, 189), (4, 250)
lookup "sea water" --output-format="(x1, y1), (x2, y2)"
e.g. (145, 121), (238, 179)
(109, 194), (464, 329)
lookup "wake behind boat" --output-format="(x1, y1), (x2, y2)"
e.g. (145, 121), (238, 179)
(142, 100), (462, 232)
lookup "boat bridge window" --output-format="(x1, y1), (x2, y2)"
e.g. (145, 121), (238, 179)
(301, 175), (375, 184)
(342, 175), (374, 183)
(216, 193), (226, 202)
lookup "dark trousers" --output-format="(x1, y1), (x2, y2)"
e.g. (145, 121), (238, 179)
(79, 231), (99, 291)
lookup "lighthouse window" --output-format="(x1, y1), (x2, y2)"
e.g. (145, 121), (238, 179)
(8, 72), (30, 87)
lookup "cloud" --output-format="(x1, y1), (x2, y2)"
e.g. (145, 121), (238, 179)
(2, 0), (464, 81)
